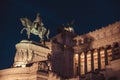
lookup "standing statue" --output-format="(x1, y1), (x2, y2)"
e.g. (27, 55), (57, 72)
(63, 21), (75, 32)
(20, 13), (50, 42)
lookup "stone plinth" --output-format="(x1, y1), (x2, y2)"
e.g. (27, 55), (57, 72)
(0, 40), (61, 80)
(0, 63), (58, 80)
(0, 62), (39, 80)
(0, 62), (61, 80)
(13, 40), (51, 67)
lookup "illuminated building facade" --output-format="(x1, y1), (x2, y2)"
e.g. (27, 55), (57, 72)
(51, 21), (120, 79)
(0, 21), (120, 80)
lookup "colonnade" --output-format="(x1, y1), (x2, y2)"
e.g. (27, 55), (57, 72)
(74, 42), (120, 76)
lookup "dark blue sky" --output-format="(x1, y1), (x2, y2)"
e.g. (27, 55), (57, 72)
(0, 0), (120, 69)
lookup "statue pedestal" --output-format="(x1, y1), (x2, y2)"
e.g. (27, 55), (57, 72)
(0, 40), (61, 80)
(13, 40), (51, 67)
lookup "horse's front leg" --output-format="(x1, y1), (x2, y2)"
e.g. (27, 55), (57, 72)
(20, 28), (30, 39)
(20, 28), (27, 34)
(27, 29), (31, 39)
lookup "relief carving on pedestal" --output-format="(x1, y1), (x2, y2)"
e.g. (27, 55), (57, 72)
(14, 49), (34, 67)
(13, 41), (50, 67)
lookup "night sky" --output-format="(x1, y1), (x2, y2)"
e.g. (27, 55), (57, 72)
(0, 0), (120, 69)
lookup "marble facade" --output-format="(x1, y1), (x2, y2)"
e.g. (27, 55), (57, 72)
(73, 21), (120, 79)
(51, 21), (120, 79)
(0, 21), (120, 80)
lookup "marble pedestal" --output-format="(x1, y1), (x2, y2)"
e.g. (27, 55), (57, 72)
(13, 40), (51, 67)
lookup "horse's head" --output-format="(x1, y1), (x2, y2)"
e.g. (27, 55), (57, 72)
(20, 18), (32, 28)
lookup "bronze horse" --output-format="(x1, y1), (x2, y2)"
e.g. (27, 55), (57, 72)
(20, 14), (50, 42)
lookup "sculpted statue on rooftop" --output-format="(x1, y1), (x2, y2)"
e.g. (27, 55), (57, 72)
(63, 21), (75, 32)
(64, 26), (74, 32)
(20, 13), (50, 42)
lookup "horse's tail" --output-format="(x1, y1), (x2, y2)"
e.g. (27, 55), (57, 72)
(46, 29), (50, 39)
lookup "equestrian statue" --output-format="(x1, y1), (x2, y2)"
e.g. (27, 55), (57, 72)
(20, 13), (50, 43)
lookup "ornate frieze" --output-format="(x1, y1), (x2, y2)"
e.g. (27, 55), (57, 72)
(13, 40), (51, 67)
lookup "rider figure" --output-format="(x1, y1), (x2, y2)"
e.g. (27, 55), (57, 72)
(33, 13), (44, 33)
(20, 13), (49, 43)
(33, 13), (47, 43)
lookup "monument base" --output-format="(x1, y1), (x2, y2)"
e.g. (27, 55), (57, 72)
(0, 62), (61, 80)
(13, 40), (51, 67)
(0, 40), (61, 80)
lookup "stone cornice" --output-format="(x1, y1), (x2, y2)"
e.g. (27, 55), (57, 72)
(16, 42), (50, 54)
